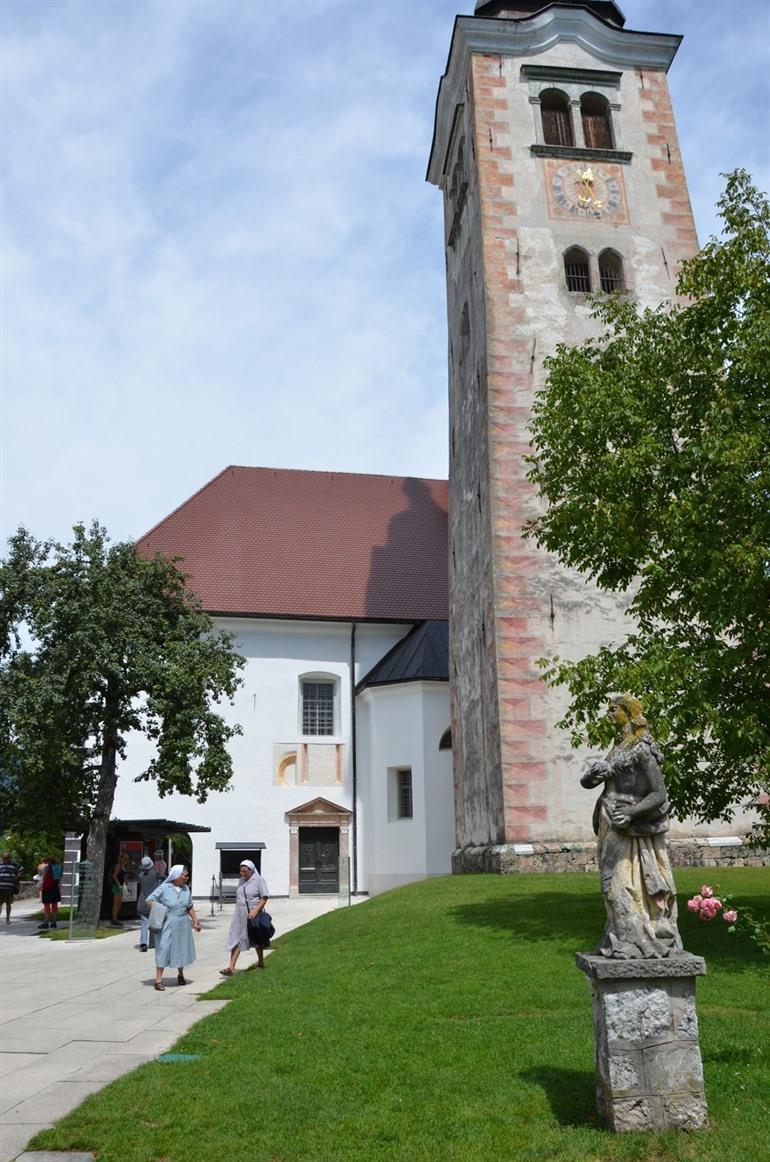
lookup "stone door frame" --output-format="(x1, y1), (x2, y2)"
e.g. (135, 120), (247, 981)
(285, 797), (352, 897)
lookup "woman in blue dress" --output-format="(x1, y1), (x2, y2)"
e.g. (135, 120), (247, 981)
(146, 865), (201, 991)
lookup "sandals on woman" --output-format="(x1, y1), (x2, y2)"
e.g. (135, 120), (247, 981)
(154, 981), (165, 991)
(219, 967), (234, 976)
(177, 972), (187, 985)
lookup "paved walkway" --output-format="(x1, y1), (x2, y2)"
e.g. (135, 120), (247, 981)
(0, 894), (344, 1162)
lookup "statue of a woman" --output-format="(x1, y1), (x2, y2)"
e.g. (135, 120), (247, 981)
(581, 693), (683, 959)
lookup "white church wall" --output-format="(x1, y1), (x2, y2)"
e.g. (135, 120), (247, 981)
(358, 681), (452, 897)
(420, 685), (454, 878)
(112, 617), (411, 897)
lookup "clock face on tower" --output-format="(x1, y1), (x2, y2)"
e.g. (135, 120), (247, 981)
(545, 160), (629, 224)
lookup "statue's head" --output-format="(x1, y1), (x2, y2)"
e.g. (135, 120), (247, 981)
(607, 692), (648, 738)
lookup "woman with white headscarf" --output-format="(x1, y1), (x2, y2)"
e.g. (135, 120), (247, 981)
(220, 860), (270, 975)
(146, 865), (201, 991)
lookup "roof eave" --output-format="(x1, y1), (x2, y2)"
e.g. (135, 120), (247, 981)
(427, 7), (682, 186)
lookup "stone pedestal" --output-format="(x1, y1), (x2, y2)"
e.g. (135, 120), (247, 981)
(576, 952), (708, 1132)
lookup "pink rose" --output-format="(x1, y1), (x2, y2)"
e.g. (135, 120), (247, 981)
(723, 910), (738, 923)
(699, 897), (722, 920)
(701, 884), (714, 898)
(687, 895), (702, 913)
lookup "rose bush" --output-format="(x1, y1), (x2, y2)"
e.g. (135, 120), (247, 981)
(687, 884), (769, 956)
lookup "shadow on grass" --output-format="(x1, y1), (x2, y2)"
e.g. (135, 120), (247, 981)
(519, 1065), (598, 1128)
(450, 891), (601, 952)
(450, 890), (770, 971)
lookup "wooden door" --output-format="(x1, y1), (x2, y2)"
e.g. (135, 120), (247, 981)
(298, 827), (339, 894)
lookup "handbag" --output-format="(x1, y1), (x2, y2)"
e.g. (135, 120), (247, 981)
(248, 910), (275, 938)
(148, 900), (168, 932)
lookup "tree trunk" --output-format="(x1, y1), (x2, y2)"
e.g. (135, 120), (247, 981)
(77, 730), (119, 929)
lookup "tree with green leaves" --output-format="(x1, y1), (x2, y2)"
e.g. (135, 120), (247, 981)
(526, 170), (770, 842)
(0, 522), (245, 926)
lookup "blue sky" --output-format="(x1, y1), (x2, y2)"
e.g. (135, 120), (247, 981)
(2, 0), (769, 547)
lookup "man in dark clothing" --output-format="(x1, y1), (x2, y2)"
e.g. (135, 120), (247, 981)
(0, 852), (23, 923)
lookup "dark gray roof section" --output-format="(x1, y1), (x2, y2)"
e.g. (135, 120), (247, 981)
(111, 819), (211, 834)
(357, 621), (449, 692)
(475, 2), (625, 28)
(215, 842), (267, 850)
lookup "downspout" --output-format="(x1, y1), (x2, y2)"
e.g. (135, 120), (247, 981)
(350, 621), (358, 894)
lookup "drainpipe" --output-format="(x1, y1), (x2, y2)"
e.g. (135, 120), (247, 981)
(350, 622), (358, 894)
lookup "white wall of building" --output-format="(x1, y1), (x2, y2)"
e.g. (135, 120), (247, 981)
(357, 681), (453, 897)
(112, 617), (412, 896)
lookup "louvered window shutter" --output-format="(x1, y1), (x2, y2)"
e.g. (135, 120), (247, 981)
(542, 107), (574, 147)
(582, 113), (612, 151)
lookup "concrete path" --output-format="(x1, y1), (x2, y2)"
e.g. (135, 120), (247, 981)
(0, 894), (344, 1162)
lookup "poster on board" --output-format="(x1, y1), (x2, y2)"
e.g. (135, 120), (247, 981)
(119, 840), (144, 901)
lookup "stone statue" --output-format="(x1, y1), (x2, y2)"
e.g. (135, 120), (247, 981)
(581, 693), (683, 960)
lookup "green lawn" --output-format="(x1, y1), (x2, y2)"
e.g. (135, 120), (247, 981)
(30, 868), (769, 1161)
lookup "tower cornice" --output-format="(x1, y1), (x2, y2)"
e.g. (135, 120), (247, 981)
(427, 7), (681, 185)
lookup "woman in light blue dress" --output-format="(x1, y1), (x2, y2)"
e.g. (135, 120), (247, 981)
(146, 865), (201, 991)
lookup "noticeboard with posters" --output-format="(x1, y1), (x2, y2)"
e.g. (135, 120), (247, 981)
(119, 839), (143, 901)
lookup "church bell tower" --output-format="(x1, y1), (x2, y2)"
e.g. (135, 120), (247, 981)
(427, 1), (699, 867)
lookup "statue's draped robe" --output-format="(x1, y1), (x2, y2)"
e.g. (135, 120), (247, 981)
(593, 739), (682, 959)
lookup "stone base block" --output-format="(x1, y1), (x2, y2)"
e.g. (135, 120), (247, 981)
(576, 952), (708, 1132)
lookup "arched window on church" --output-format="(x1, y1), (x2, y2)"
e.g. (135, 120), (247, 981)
(299, 674), (338, 736)
(581, 92), (614, 150)
(564, 246), (591, 292)
(439, 727), (452, 751)
(599, 249), (624, 293)
(540, 89), (574, 147)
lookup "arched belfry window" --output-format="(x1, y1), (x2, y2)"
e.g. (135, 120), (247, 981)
(599, 249), (624, 293)
(540, 89), (574, 148)
(581, 92), (613, 151)
(564, 247), (591, 293)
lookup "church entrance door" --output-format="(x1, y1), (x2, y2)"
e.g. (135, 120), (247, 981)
(298, 826), (339, 893)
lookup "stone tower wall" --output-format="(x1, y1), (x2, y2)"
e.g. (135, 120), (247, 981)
(445, 63), (506, 846)
(432, 8), (719, 855)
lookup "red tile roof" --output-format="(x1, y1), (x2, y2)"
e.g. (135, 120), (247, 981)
(137, 466), (448, 621)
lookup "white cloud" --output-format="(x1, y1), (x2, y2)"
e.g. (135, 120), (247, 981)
(1, 0), (767, 544)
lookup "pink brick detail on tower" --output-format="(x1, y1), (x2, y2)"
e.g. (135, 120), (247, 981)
(638, 69), (699, 273)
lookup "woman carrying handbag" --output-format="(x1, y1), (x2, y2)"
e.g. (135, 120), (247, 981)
(220, 860), (271, 975)
(146, 865), (201, 991)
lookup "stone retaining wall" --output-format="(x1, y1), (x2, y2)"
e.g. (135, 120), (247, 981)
(453, 839), (768, 875)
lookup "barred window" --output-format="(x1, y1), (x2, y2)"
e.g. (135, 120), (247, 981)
(397, 770), (413, 819)
(388, 766), (413, 820)
(302, 681), (335, 735)
(540, 89), (574, 147)
(581, 92), (613, 151)
(599, 249), (624, 293)
(564, 247), (591, 293)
